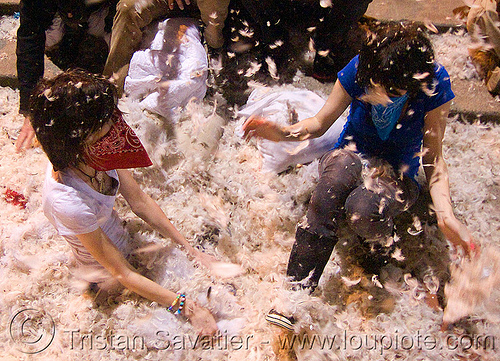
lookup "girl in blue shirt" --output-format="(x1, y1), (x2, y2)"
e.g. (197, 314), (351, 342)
(243, 23), (476, 291)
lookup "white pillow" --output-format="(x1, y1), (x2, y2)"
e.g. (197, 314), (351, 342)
(238, 87), (347, 173)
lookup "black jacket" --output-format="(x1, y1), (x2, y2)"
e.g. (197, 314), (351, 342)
(16, 0), (115, 113)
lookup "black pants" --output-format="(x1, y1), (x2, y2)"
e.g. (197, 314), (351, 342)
(312, 0), (373, 51)
(310, 0), (373, 79)
(286, 149), (419, 290)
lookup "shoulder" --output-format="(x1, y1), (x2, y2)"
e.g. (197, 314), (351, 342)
(44, 177), (95, 219)
(337, 55), (363, 98)
(421, 63), (454, 112)
(430, 63), (452, 88)
(43, 171), (99, 236)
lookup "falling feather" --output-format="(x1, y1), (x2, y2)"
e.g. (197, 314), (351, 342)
(391, 247), (405, 261)
(342, 276), (362, 287)
(244, 61), (262, 77)
(423, 20), (439, 34)
(209, 261), (245, 278)
(265, 57), (279, 80)
(238, 28), (254, 38)
(320, 0), (332, 8)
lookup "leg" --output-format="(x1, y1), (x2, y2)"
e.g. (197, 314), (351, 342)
(345, 174), (419, 240)
(103, 0), (198, 92)
(467, 0), (500, 58)
(197, 0), (230, 48)
(467, 0), (500, 94)
(312, 0), (372, 81)
(306, 149), (363, 237)
(286, 149), (362, 290)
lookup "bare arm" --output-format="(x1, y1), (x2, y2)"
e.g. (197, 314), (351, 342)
(15, 114), (36, 151)
(422, 102), (475, 254)
(117, 169), (215, 266)
(78, 229), (175, 303)
(76, 229), (217, 335)
(242, 80), (352, 141)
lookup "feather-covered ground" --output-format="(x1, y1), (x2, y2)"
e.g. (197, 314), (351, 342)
(1, 15), (500, 361)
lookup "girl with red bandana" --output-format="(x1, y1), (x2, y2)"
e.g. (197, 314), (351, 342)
(30, 69), (217, 336)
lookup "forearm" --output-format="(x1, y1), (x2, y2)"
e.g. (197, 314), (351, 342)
(133, 195), (197, 255)
(425, 156), (455, 223)
(282, 80), (352, 140)
(281, 115), (324, 141)
(116, 268), (179, 305)
(118, 170), (197, 255)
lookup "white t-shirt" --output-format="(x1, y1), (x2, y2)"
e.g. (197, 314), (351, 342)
(42, 164), (131, 283)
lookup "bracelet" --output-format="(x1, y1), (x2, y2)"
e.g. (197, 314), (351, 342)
(176, 295), (187, 315)
(167, 293), (182, 313)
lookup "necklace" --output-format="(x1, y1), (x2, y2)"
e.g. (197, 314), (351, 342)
(77, 167), (106, 194)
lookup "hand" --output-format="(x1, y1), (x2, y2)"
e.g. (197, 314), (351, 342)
(184, 299), (218, 336)
(15, 114), (36, 151)
(438, 216), (478, 257)
(191, 249), (244, 278)
(168, 0), (190, 10)
(193, 250), (218, 269)
(242, 115), (286, 142)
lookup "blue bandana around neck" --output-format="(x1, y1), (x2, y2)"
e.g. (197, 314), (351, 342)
(371, 93), (409, 141)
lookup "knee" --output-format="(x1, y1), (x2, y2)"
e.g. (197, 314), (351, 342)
(319, 149), (362, 179)
(198, 0), (230, 26)
(115, 0), (141, 21)
(345, 186), (393, 240)
(113, 0), (154, 40)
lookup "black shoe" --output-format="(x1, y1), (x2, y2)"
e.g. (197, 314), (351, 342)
(312, 52), (339, 83)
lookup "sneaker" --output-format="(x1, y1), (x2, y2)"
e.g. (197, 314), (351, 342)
(265, 309), (295, 331)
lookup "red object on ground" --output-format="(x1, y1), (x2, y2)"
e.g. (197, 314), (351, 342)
(3, 188), (28, 209)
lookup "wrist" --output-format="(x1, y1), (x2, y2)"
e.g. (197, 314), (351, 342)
(167, 292), (186, 314)
(283, 124), (305, 141)
(187, 246), (199, 259)
(435, 211), (455, 226)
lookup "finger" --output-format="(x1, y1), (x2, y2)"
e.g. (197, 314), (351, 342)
(15, 134), (27, 152)
(242, 116), (257, 132)
(455, 239), (471, 257)
(244, 129), (256, 141)
(175, 0), (184, 10)
(242, 124), (250, 138)
(440, 321), (449, 332)
(26, 131), (36, 147)
(184, 0), (190, 4)
(468, 238), (480, 256)
(168, 0), (174, 9)
(15, 131), (34, 152)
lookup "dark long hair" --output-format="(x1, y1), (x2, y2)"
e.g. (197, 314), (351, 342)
(356, 22), (436, 96)
(30, 69), (117, 171)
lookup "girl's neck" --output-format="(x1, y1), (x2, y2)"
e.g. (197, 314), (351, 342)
(72, 162), (112, 195)
(74, 162), (99, 179)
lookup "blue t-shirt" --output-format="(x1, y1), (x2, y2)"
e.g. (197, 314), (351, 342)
(335, 55), (455, 180)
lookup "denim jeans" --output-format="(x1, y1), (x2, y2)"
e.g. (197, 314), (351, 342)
(286, 148), (419, 290)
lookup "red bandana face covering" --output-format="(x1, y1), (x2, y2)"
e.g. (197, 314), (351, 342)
(83, 111), (153, 171)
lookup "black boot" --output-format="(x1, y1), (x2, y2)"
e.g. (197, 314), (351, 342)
(312, 52), (340, 83)
(286, 227), (338, 292)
